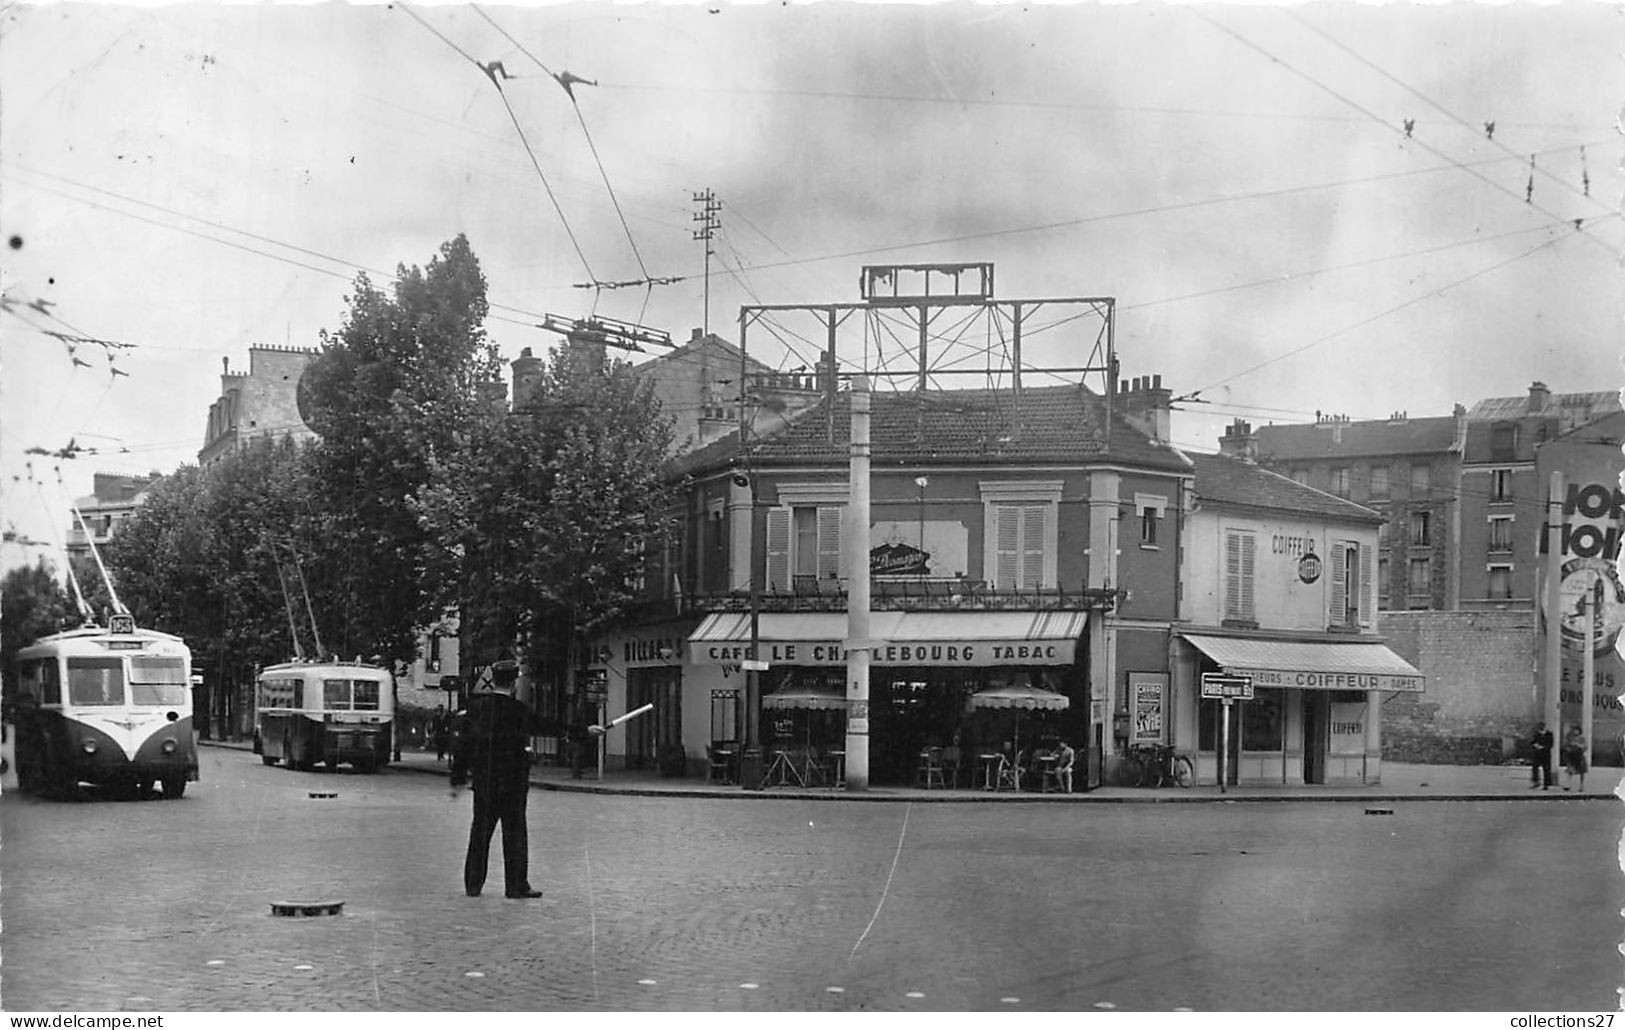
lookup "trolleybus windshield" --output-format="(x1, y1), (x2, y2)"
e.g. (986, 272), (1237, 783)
(323, 678), (382, 710)
(130, 656), (189, 705)
(67, 657), (125, 706)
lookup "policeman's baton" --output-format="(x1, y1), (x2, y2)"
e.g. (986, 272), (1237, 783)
(588, 703), (654, 736)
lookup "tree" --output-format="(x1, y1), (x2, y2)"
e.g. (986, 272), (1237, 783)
(300, 234), (502, 666)
(1, 559), (74, 696)
(414, 341), (677, 697)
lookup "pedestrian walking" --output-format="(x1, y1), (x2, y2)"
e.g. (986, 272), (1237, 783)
(1529, 722), (1554, 790)
(1561, 723), (1588, 792)
(450, 660), (542, 899)
(431, 705), (449, 762)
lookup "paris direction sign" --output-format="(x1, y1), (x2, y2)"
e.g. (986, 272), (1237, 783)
(1200, 673), (1254, 700)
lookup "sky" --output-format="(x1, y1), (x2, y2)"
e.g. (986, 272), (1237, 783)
(3, 0), (1622, 576)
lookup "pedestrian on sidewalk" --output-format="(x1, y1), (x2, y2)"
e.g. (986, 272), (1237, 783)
(450, 660), (542, 899)
(1561, 723), (1588, 792)
(431, 705), (449, 762)
(1529, 722), (1555, 790)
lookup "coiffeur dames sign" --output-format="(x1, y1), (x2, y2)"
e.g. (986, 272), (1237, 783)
(1221, 667), (1424, 692)
(700, 639), (1074, 668)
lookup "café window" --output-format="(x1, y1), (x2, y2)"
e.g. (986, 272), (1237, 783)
(980, 480), (1061, 591)
(766, 482), (851, 593)
(1328, 541), (1368, 627)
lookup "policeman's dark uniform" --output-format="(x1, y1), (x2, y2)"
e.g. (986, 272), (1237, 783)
(450, 662), (541, 899)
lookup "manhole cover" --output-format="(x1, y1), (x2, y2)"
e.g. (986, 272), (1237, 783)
(270, 900), (345, 917)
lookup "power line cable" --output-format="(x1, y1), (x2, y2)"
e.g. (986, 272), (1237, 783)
(1190, 8), (1615, 256)
(1190, 232), (1568, 397)
(1287, 11), (1613, 215)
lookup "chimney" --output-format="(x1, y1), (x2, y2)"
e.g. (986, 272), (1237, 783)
(1218, 418), (1257, 462)
(510, 346), (545, 410)
(690, 327), (705, 344)
(477, 378), (508, 413)
(1117, 373), (1172, 444)
(1528, 381), (1550, 413)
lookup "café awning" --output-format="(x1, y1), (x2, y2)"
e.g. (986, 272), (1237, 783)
(1181, 633), (1425, 693)
(689, 610), (1086, 668)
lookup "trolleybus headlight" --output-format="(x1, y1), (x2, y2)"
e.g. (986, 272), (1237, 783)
(160, 738), (177, 754)
(166, 711), (179, 722)
(81, 740), (98, 754)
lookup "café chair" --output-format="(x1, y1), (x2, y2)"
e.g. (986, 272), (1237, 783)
(917, 746), (946, 789)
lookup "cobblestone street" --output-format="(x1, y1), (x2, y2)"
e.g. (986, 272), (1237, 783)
(3, 745), (1620, 1012)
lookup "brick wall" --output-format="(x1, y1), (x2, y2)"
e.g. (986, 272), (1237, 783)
(1378, 609), (1535, 764)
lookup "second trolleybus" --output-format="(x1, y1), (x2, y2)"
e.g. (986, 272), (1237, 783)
(254, 660), (394, 773)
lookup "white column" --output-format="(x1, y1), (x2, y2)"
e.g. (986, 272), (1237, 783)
(1088, 471), (1120, 755)
(1364, 689), (1382, 784)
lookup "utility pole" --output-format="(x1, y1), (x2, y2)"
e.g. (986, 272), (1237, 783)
(692, 190), (721, 338)
(844, 376), (872, 790)
(1542, 471), (1565, 745)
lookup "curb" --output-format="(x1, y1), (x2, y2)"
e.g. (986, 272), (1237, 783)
(202, 740), (1617, 804)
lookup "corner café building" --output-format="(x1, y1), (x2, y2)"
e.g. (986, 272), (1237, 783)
(687, 609), (1089, 785)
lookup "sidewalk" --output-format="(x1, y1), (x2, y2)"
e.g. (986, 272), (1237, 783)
(203, 739), (1623, 803)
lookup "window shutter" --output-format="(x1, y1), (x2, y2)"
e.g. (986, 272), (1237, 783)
(816, 506), (843, 579)
(995, 505), (1019, 590)
(1328, 543), (1347, 627)
(1357, 542), (1373, 627)
(1021, 505), (1046, 589)
(1224, 532), (1241, 619)
(765, 508), (791, 592)
(1239, 533), (1255, 619)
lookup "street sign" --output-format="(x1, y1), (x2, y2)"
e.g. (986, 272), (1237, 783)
(741, 659), (770, 672)
(583, 669), (608, 701)
(1201, 673), (1254, 700)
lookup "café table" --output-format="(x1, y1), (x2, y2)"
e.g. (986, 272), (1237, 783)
(979, 753), (1004, 790)
(765, 748), (805, 787)
(1036, 754), (1060, 792)
(822, 749), (846, 788)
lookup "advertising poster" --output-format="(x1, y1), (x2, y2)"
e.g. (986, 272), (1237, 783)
(1130, 672), (1167, 745)
(1537, 412), (1625, 764)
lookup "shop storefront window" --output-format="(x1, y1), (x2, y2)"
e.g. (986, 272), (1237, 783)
(1197, 688), (1282, 751)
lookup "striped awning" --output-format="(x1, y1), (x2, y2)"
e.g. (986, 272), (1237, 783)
(1182, 633), (1424, 693)
(689, 610), (1086, 668)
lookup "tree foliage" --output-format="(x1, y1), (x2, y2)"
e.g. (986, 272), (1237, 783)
(414, 343), (677, 687)
(300, 234), (502, 665)
(1, 559), (74, 694)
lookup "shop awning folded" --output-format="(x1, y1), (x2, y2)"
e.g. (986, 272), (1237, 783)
(1182, 633), (1424, 693)
(689, 610), (1086, 668)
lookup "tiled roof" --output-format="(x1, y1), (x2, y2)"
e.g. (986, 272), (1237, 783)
(1187, 451), (1383, 524)
(671, 383), (1192, 477)
(1253, 416), (1459, 460)
(1466, 391), (1619, 422)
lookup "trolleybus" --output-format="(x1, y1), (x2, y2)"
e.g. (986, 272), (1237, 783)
(12, 613), (198, 799)
(254, 660), (394, 773)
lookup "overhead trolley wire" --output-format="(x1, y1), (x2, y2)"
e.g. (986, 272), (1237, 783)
(396, 3), (598, 289)
(1287, 11), (1615, 216)
(1191, 9), (1616, 257)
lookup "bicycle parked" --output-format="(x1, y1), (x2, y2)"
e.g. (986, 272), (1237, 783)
(1115, 742), (1194, 788)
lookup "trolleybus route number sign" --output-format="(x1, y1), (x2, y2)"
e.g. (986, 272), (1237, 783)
(1200, 674), (1254, 701)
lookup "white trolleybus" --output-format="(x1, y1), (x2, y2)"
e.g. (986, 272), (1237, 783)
(12, 612), (198, 799)
(254, 660), (394, 773)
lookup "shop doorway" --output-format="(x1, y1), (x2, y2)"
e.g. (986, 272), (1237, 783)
(1303, 692), (1327, 784)
(1198, 697), (1242, 784)
(626, 667), (682, 772)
